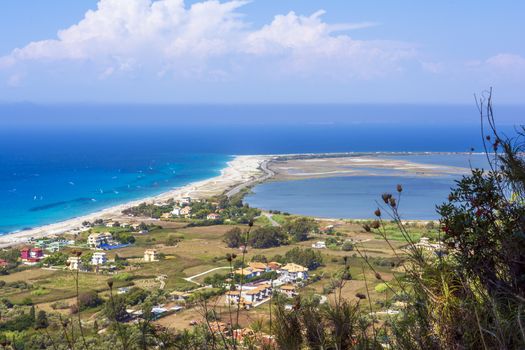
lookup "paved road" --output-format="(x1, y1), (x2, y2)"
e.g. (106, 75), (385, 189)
(225, 159), (275, 198)
(263, 212), (281, 227)
(183, 266), (231, 285)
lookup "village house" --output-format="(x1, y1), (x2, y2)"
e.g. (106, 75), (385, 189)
(67, 256), (82, 270)
(321, 225), (335, 233)
(415, 237), (445, 252)
(206, 213), (221, 220)
(234, 266), (265, 279)
(177, 196), (192, 206)
(105, 221), (117, 228)
(225, 283), (272, 308)
(267, 261), (282, 271)
(278, 284), (297, 297)
(278, 263), (309, 283)
(20, 247), (44, 264)
(312, 241), (327, 249)
(0, 259), (9, 268)
(144, 249), (158, 262)
(91, 252), (107, 265)
(171, 207), (181, 216)
(180, 206), (192, 218)
(248, 262), (270, 272)
(87, 232), (112, 248)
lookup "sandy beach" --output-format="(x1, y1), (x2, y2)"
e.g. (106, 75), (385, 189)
(0, 155), (272, 248)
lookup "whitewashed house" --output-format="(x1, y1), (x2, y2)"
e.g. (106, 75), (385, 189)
(67, 256), (82, 271)
(91, 252), (107, 265)
(278, 263), (309, 283)
(312, 241), (326, 249)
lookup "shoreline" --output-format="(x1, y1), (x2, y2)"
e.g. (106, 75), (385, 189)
(0, 155), (272, 248)
(0, 151), (479, 248)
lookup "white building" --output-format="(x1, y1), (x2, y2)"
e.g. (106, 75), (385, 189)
(207, 213), (221, 220)
(278, 263), (309, 283)
(177, 197), (191, 206)
(312, 241), (326, 249)
(91, 252), (107, 265)
(415, 237), (445, 252)
(87, 232), (112, 248)
(67, 256), (82, 270)
(171, 207), (182, 216)
(225, 283), (272, 308)
(144, 249), (158, 262)
(180, 206), (192, 218)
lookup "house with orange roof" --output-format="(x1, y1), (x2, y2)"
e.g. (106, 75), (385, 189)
(278, 263), (309, 283)
(278, 284), (297, 297)
(234, 266), (265, 279)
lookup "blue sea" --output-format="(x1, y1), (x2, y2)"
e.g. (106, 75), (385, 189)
(0, 104), (521, 232)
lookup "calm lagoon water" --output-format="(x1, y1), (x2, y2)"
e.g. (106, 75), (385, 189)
(245, 154), (490, 220)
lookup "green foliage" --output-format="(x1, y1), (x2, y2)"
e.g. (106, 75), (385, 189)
(122, 202), (173, 218)
(34, 310), (48, 329)
(111, 272), (133, 282)
(223, 227), (244, 248)
(165, 235), (181, 246)
(341, 241), (354, 251)
(104, 294), (128, 322)
(248, 226), (288, 248)
(0, 248), (20, 263)
(284, 247), (323, 270)
(42, 251), (68, 266)
(78, 290), (103, 310)
(113, 231), (136, 244)
(284, 217), (318, 241)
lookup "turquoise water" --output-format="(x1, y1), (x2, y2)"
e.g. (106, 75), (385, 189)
(245, 154), (490, 220)
(0, 152), (229, 234)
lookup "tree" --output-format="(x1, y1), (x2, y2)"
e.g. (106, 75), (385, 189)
(29, 305), (35, 322)
(104, 295), (128, 322)
(78, 290), (103, 310)
(224, 227), (243, 248)
(284, 217), (318, 242)
(284, 247), (323, 270)
(34, 310), (48, 329)
(41, 252), (68, 266)
(248, 226), (287, 248)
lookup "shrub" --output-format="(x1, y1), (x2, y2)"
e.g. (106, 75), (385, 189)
(224, 227), (243, 248)
(341, 241), (354, 251)
(78, 290), (103, 310)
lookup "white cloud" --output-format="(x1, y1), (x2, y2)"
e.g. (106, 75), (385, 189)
(0, 0), (416, 81)
(467, 53), (525, 78)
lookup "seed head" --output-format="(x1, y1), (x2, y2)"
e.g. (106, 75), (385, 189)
(396, 184), (403, 193)
(382, 193), (392, 204)
(389, 198), (396, 208)
(374, 209), (381, 217)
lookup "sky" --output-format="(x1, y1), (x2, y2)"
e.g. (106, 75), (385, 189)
(0, 0), (524, 104)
